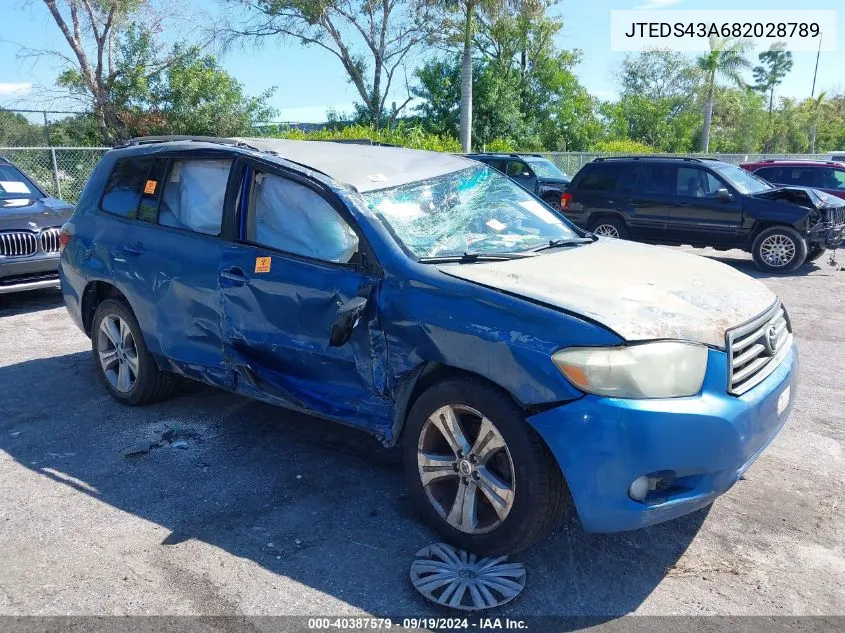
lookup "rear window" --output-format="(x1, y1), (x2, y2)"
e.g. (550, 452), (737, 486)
(101, 158), (155, 218)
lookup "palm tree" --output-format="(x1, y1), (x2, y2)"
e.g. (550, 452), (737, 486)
(437, 0), (519, 152)
(697, 37), (752, 153)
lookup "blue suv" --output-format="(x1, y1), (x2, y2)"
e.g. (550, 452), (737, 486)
(60, 137), (798, 555)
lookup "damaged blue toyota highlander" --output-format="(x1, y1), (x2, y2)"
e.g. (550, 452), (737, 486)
(59, 138), (797, 555)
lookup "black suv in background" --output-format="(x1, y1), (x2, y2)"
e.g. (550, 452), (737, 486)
(0, 156), (74, 294)
(562, 156), (845, 272)
(465, 153), (571, 208)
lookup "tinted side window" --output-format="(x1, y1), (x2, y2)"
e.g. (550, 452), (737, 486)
(158, 159), (232, 236)
(576, 163), (622, 191)
(754, 167), (783, 183)
(137, 158), (169, 223)
(636, 164), (675, 195)
(245, 172), (359, 264)
(506, 160), (532, 180)
(676, 167), (725, 197)
(101, 158), (154, 218)
(817, 167), (845, 191)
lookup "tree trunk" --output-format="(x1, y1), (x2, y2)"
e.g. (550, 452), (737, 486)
(701, 78), (715, 153)
(810, 123), (817, 154)
(459, 4), (473, 153)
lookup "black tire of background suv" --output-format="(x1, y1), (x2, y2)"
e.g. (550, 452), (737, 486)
(402, 377), (569, 556)
(751, 225), (808, 273)
(91, 299), (177, 406)
(806, 244), (827, 262)
(588, 215), (629, 239)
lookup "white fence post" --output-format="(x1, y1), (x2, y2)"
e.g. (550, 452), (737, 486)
(50, 147), (62, 200)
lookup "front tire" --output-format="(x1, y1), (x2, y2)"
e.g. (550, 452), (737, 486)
(91, 298), (176, 406)
(751, 226), (808, 273)
(403, 378), (568, 556)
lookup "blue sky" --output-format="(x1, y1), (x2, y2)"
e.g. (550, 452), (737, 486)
(1, 0), (842, 123)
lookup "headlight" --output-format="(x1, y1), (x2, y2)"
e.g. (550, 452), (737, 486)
(552, 341), (708, 399)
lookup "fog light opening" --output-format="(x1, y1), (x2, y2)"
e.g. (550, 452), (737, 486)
(629, 472), (675, 502)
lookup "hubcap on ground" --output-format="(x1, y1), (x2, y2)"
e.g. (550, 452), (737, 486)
(410, 542), (526, 610)
(97, 314), (139, 393)
(417, 404), (515, 535)
(592, 224), (620, 238)
(760, 234), (796, 267)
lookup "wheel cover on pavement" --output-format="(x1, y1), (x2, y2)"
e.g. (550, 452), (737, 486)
(97, 314), (139, 393)
(410, 542), (526, 610)
(759, 234), (796, 267)
(417, 404), (515, 535)
(592, 224), (620, 238)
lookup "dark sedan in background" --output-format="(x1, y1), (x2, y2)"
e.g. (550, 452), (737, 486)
(0, 156), (74, 294)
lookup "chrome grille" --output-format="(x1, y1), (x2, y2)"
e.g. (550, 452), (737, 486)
(39, 228), (61, 253)
(0, 231), (38, 257)
(726, 301), (792, 396)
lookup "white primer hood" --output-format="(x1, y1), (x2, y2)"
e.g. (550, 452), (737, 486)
(437, 240), (777, 349)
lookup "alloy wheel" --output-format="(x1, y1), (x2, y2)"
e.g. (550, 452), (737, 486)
(759, 234), (796, 267)
(97, 314), (139, 393)
(592, 224), (620, 238)
(417, 405), (515, 535)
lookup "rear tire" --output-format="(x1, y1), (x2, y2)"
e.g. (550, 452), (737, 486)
(91, 298), (176, 406)
(806, 244), (826, 262)
(589, 216), (629, 239)
(751, 226), (808, 273)
(403, 377), (568, 556)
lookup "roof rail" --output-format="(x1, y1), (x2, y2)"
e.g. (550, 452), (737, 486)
(593, 155), (706, 163)
(759, 158), (841, 165)
(125, 135), (251, 146)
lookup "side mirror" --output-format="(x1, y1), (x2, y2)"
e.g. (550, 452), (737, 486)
(329, 296), (368, 347)
(715, 188), (733, 202)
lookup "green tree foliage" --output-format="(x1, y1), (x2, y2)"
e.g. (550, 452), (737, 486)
(274, 123), (461, 152)
(57, 25), (276, 142)
(414, 1), (600, 151)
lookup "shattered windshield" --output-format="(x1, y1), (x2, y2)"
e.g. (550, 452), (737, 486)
(363, 166), (579, 258)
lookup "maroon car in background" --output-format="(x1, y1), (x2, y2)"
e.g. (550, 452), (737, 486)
(741, 160), (845, 201)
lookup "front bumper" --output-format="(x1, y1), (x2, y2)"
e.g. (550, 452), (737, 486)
(0, 254), (61, 294)
(527, 344), (798, 532)
(809, 208), (845, 249)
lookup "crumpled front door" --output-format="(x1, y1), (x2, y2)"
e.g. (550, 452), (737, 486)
(218, 241), (392, 435)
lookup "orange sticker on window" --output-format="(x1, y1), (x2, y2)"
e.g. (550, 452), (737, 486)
(143, 179), (157, 195)
(255, 257), (272, 273)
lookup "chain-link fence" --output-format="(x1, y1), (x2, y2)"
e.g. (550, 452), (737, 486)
(537, 152), (839, 175)
(1, 147), (108, 203)
(2, 142), (842, 205)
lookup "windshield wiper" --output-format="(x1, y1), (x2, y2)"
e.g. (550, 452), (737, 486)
(419, 251), (538, 264)
(529, 237), (594, 253)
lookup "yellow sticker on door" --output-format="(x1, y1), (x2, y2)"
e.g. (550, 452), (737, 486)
(255, 257), (272, 273)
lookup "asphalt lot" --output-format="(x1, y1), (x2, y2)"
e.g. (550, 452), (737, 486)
(0, 246), (843, 620)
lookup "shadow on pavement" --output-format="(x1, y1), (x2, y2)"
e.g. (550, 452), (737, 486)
(0, 287), (64, 316)
(0, 351), (708, 618)
(695, 251), (840, 280)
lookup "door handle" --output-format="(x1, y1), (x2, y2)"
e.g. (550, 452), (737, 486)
(220, 267), (250, 284)
(122, 242), (145, 255)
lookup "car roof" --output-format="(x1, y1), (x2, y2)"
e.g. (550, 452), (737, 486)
(119, 137), (477, 193)
(590, 156), (729, 166)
